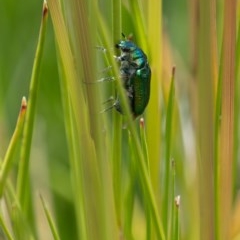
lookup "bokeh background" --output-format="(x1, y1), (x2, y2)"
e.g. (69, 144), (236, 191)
(0, 0), (239, 239)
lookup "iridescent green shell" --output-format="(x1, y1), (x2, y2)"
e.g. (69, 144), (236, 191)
(115, 39), (151, 117)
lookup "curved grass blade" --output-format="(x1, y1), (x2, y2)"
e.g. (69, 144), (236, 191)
(40, 194), (60, 240)
(16, 1), (48, 236)
(0, 97), (27, 197)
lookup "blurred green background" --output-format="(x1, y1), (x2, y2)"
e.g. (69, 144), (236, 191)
(1, 0), (239, 240)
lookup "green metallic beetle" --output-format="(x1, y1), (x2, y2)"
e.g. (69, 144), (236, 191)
(114, 37), (151, 118)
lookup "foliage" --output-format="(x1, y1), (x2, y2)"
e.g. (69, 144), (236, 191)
(0, 0), (239, 239)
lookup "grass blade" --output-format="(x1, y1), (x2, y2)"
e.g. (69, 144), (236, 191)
(47, 0), (89, 238)
(218, 0), (236, 239)
(162, 66), (176, 235)
(0, 211), (14, 240)
(146, 0), (162, 192)
(198, 1), (215, 239)
(0, 97), (27, 196)
(16, 1), (48, 236)
(40, 194), (60, 240)
(112, 0), (123, 232)
(173, 195), (180, 240)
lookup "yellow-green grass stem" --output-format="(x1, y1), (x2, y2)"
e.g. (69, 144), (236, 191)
(174, 196), (180, 240)
(0, 97), (27, 197)
(139, 118), (151, 239)
(198, 1), (215, 239)
(124, 131), (135, 240)
(146, 0), (162, 193)
(0, 211), (14, 240)
(40, 194), (61, 240)
(112, 0), (123, 231)
(5, 181), (34, 239)
(218, 0), (236, 239)
(16, 1), (48, 235)
(162, 66), (176, 235)
(48, 0), (89, 239)
(233, 9), (240, 199)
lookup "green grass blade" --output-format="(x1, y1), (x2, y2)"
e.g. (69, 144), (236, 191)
(170, 162), (176, 240)
(218, 0), (236, 239)
(214, 42), (223, 240)
(17, 2), (48, 201)
(132, 126), (165, 239)
(96, 12), (124, 234)
(146, 0), (162, 193)
(174, 196), (180, 240)
(5, 181), (34, 240)
(129, 0), (147, 49)
(16, 1), (48, 236)
(112, 0), (123, 231)
(70, 0), (118, 239)
(0, 212), (14, 240)
(125, 110), (165, 240)
(47, 0), (89, 239)
(49, 1), (119, 239)
(139, 118), (151, 239)
(40, 194), (61, 240)
(139, 118), (150, 167)
(0, 97), (27, 197)
(124, 131), (135, 240)
(162, 66), (176, 235)
(198, 1), (215, 239)
(233, 10), (240, 200)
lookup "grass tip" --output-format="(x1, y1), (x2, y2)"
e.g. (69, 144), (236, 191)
(175, 195), (181, 208)
(139, 117), (145, 128)
(172, 66), (176, 78)
(43, 0), (48, 17)
(21, 96), (27, 110)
